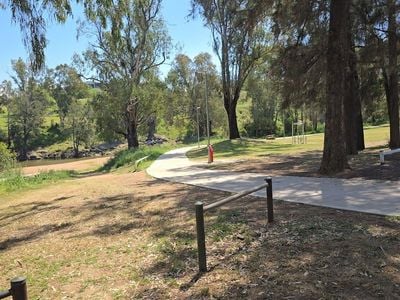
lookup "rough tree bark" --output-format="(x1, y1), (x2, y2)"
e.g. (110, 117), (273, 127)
(344, 25), (365, 154)
(320, 0), (350, 174)
(147, 115), (156, 141)
(126, 99), (139, 148)
(224, 93), (240, 139)
(386, 0), (400, 149)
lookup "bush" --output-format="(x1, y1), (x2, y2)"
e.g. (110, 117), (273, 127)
(0, 142), (15, 172)
(99, 145), (171, 172)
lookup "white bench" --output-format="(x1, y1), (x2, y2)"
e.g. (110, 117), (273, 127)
(379, 148), (400, 164)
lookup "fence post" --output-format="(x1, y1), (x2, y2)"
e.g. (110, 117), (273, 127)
(195, 201), (207, 272)
(0, 290), (11, 299)
(10, 277), (27, 300)
(265, 177), (274, 223)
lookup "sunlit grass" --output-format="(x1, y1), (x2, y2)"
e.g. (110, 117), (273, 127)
(99, 144), (175, 172)
(187, 125), (390, 160)
(0, 170), (75, 195)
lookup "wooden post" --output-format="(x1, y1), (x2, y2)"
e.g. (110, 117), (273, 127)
(10, 277), (27, 300)
(265, 177), (274, 223)
(195, 202), (207, 272)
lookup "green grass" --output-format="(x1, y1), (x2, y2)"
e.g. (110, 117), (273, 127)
(0, 111), (60, 130)
(208, 211), (250, 242)
(42, 114), (60, 127)
(0, 170), (76, 194)
(99, 144), (175, 172)
(0, 114), (7, 129)
(187, 125), (390, 160)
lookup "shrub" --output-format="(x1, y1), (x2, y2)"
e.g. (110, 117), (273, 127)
(0, 142), (15, 172)
(99, 145), (171, 172)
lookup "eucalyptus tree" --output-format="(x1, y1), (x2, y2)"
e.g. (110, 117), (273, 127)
(360, 0), (399, 149)
(65, 99), (95, 157)
(82, 0), (170, 148)
(164, 52), (223, 139)
(8, 59), (50, 160)
(164, 54), (197, 138)
(0, 80), (14, 147)
(1, 0), (72, 71)
(191, 0), (271, 139)
(45, 64), (89, 127)
(246, 63), (279, 137)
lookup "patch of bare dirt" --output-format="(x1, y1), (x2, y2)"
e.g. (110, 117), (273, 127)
(21, 156), (110, 176)
(208, 149), (400, 181)
(0, 171), (399, 299)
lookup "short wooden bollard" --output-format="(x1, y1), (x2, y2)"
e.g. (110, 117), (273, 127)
(0, 277), (27, 300)
(195, 202), (207, 272)
(265, 177), (274, 223)
(10, 277), (27, 300)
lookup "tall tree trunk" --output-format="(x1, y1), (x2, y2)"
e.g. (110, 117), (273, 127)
(224, 95), (240, 139)
(21, 129), (28, 161)
(147, 115), (156, 141)
(126, 100), (139, 149)
(7, 110), (11, 148)
(72, 120), (79, 158)
(127, 121), (139, 148)
(355, 104), (365, 151)
(386, 0), (400, 149)
(344, 26), (364, 154)
(73, 144), (79, 158)
(320, 0), (350, 174)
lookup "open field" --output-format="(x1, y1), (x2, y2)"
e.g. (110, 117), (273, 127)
(188, 125), (400, 180)
(1, 170), (399, 299)
(188, 125), (390, 160)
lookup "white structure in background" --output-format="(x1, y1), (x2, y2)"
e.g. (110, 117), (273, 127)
(292, 121), (306, 144)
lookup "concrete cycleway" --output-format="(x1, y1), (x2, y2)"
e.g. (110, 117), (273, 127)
(147, 146), (400, 216)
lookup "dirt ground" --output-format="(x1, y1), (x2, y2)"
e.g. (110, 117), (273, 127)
(0, 170), (399, 299)
(21, 156), (110, 176)
(207, 149), (400, 181)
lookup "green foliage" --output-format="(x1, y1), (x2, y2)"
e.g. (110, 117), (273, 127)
(100, 145), (172, 172)
(161, 53), (226, 140)
(245, 65), (279, 137)
(46, 64), (90, 126)
(0, 142), (16, 172)
(81, 0), (171, 148)
(8, 59), (51, 159)
(65, 99), (96, 156)
(0, 170), (75, 194)
(6, 0), (72, 71)
(192, 0), (271, 138)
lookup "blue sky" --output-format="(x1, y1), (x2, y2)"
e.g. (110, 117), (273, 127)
(0, 0), (216, 82)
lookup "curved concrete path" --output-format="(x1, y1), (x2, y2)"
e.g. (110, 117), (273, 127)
(147, 147), (400, 216)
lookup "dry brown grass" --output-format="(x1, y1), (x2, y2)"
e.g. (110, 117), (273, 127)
(0, 171), (399, 299)
(205, 148), (400, 181)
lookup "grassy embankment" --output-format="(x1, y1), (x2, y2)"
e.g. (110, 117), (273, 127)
(99, 143), (175, 172)
(0, 143), (176, 196)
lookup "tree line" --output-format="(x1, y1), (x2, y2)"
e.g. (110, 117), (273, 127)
(1, 0), (399, 174)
